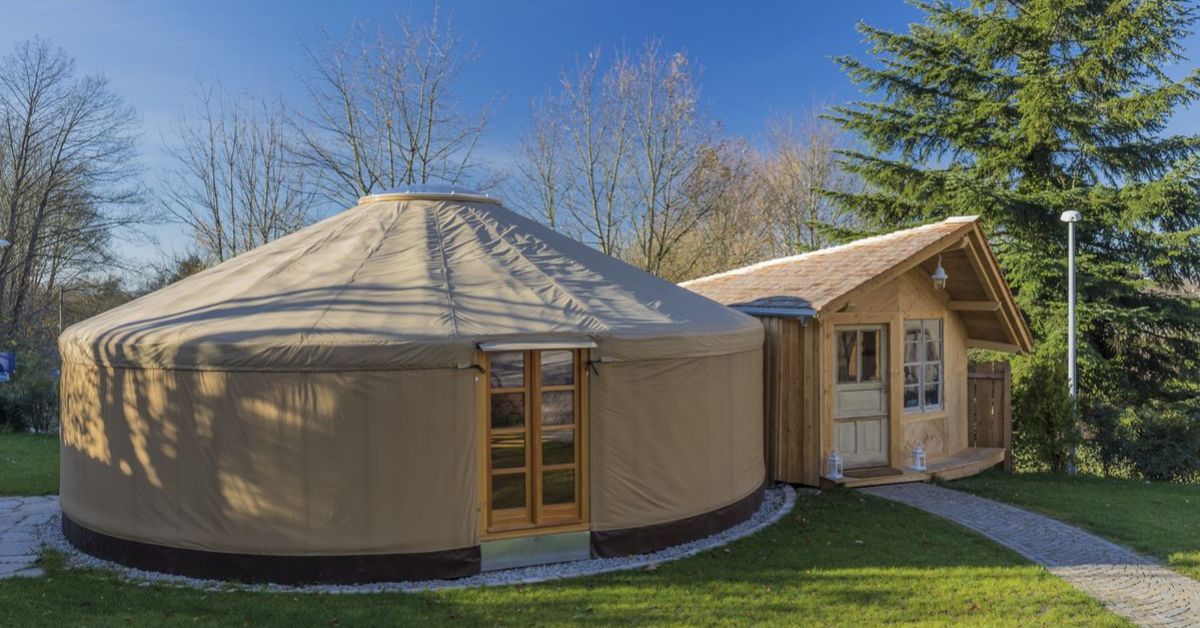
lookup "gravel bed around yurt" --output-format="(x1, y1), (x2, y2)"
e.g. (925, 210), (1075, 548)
(36, 484), (796, 594)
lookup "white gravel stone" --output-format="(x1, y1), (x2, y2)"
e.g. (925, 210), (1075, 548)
(35, 485), (796, 594)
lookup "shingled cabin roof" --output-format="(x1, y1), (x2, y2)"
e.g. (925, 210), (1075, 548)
(682, 216), (1033, 353)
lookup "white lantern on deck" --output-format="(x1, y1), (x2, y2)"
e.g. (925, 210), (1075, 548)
(827, 450), (844, 480)
(911, 444), (927, 471)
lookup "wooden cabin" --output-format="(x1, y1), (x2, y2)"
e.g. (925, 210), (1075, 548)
(683, 217), (1032, 487)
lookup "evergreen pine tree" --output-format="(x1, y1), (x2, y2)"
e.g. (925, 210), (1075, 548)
(830, 0), (1200, 410)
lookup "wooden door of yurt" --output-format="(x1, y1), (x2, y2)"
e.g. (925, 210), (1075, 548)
(481, 349), (589, 537)
(833, 325), (889, 468)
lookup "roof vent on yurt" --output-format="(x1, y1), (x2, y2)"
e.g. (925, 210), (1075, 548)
(359, 182), (500, 205)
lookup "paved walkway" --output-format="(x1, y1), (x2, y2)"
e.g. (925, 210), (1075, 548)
(863, 483), (1200, 628)
(0, 495), (56, 578)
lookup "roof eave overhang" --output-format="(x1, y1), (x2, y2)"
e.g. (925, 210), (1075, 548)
(817, 220), (1033, 354)
(731, 306), (817, 323)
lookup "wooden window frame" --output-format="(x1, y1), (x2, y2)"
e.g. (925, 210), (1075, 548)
(903, 318), (943, 414)
(477, 348), (590, 540)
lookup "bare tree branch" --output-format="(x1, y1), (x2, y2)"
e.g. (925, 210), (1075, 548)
(294, 7), (494, 207)
(159, 84), (315, 263)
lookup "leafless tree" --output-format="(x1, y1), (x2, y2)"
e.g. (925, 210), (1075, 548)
(295, 7), (493, 207)
(160, 84), (315, 263)
(513, 49), (633, 255)
(510, 94), (570, 230)
(663, 138), (774, 281)
(625, 44), (727, 278)
(760, 108), (859, 254)
(514, 42), (766, 281)
(0, 38), (144, 342)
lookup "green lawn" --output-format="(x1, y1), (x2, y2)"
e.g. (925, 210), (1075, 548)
(948, 471), (1200, 581)
(0, 433), (1124, 626)
(1, 491), (1123, 627)
(0, 432), (57, 496)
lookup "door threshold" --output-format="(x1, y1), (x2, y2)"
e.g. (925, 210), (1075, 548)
(480, 530), (591, 572)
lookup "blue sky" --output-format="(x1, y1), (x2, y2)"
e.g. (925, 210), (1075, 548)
(2, 0), (1198, 268)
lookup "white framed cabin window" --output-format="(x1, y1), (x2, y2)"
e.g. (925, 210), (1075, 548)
(903, 319), (943, 413)
(836, 327), (883, 384)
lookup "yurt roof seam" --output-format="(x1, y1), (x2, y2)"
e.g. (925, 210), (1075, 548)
(300, 205), (406, 343)
(232, 207), (365, 305)
(463, 203), (613, 336)
(429, 202), (463, 339)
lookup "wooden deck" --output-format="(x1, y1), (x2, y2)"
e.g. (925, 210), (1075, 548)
(820, 447), (1006, 489)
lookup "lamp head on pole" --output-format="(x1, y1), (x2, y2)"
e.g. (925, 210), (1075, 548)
(1060, 211), (1081, 223)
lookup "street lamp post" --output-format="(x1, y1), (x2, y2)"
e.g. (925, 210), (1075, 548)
(1061, 211), (1081, 475)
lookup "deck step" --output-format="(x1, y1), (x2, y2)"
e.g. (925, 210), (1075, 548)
(820, 447), (1005, 489)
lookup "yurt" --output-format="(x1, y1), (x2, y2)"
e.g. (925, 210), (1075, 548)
(58, 186), (765, 584)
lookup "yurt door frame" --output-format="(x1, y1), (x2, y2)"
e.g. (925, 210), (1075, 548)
(479, 349), (590, 539)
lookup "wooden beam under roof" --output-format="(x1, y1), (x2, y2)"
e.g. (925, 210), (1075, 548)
(948, 300), (1001, 311)
(967, 338), (1024, 353)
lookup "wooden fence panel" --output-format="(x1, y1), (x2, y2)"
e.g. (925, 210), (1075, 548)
(967, 361), (1013, 471)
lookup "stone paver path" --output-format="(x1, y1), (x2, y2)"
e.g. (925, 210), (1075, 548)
(0, 495), (57, 578)
(863, 483), (1200, 628)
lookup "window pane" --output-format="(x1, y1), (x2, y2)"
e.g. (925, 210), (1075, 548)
(904, 385), (921, 409)
(542, 429), (575, 466)
(489, 351), (524, 388)
(542, 469), (575, 506)
(904, 365), (920, 386)
(904, 326), (923, 344)
(490, 433), (526, 470)
(925, 364), (941, 385)
(837, 331), (857, 382)
(925, 319), (942, 340)
(541, 350), (574, 386)
(904, 341), (921, 364)
(491, 473), (526, 510)
(541, 390), (574, 426)
(490, 392), (525, 429)
(924, 382), (941, 408)
(926, 339), (941, 363)
(861, 330), (879, 381)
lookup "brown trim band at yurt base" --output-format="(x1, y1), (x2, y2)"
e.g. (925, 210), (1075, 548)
(62, 514), (481, 585)
(58, 187), (766, 583)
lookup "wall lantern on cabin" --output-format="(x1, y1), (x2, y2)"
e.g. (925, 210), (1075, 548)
(931, 255), (948, 290)
(911, 444), (927, 472)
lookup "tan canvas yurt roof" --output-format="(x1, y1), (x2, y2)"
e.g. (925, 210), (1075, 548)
(61, 188), (761, 371)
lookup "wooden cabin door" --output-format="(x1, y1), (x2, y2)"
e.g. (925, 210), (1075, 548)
(833, 325), (889, 468)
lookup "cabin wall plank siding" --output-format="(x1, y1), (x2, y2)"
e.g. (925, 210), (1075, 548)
(760, 317), (821, 486)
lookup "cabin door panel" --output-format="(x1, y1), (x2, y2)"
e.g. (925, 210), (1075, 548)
(834, 417), (888, 467)
(833, 325), (889, 469)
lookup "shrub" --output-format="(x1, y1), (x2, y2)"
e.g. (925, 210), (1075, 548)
(1011, 338), (1078, 472)
(1119, 403), (1200, 482)
(1079, 400), (1130, 477)
(0, 351), (60, 433)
